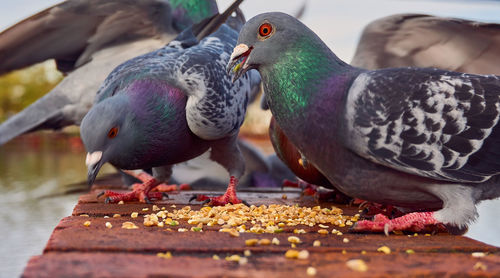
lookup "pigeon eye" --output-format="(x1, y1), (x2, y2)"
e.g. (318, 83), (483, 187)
(107, 127), (119, 138)
(258, 23), (273, 37)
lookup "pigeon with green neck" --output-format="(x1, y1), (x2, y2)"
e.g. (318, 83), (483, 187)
(228, 12), (500, 234)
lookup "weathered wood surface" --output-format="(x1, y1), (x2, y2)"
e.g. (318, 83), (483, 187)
(23, 176), (500, 278)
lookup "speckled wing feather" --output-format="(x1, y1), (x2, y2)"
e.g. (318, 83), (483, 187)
(351, 14), (500, 75)
(345, 68), (500, 183)
(96, 24), (259, 140)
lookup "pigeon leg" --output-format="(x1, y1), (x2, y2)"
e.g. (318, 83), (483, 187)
(282, 179), (351, 203)
(191, 136), (246, 206)
(194, 176), (246, 205)
(282, 179), (318, 196)
(99, 169), (170, 203)
(351, 212), (441, 234)
(153, 183), (191, 192)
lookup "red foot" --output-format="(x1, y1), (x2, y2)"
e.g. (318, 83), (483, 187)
(282, 179), (351, 203)
(192, 176), (245, 206)
(282, 179), (317, 196)
(152, 183), (191, 192)
(99, 170), (168, 203)
(351, 212), (441, 234)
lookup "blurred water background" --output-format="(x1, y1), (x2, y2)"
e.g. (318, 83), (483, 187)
(1, 0), (500, 277)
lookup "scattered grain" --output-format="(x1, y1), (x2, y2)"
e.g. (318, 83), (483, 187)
(306, 267), (317, 276)
(122, 222), (139, 229)
(346, 259), (368, 272)
(377, 246), (391, 254)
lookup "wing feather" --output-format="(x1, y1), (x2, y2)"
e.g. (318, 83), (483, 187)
(345, 68), (500, 183)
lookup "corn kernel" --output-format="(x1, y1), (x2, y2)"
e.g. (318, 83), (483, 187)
(285, 249), (300, 259)
(105, 222), (112, 229)
(258, 238), (271, 245)
(298, 250), (309, 259)
(83, 221), (91, 227)
(318, 229), (329, 235)
(313, 240), (321, 247)
(122, 222), (139, 229)
(306, 266), (317, 276)
(377, 246), (391, 254)
(272, 237), (280, 245)
(131, 212), (139, 218)
(473, 262), (487, 271)
(346, 259), (368, 272)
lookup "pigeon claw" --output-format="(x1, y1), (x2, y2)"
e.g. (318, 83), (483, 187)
(190, 176), (248, 206)
(350, 212), (441, 234)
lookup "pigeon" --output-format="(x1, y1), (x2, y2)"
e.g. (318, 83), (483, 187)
(264, 13), (500, 199)
(227, 12), (500, 234)
(81, 0), (262, 205)
(0, 0), (219, 145)
(351, 13), (500, 75)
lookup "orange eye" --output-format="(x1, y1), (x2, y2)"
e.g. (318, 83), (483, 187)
(107, 127), (119, 138)
(259, 23), (273, 37)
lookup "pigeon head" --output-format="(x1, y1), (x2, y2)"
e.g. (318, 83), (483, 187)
(80, 95), (138, 186)
(227, 12), (329, 82)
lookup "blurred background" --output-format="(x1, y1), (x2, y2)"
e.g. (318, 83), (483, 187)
(1, 0), (500, 277)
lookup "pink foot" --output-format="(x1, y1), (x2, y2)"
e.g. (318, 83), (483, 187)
(282, 179), (318, 196)
(151, 183), (191, 192)
(98, 170), (168, 203)
(282, 179), (351, 203)
(351, 212), (442, 235)
(190, 176), (246, 206)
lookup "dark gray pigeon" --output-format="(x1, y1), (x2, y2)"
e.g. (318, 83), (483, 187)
(352, 13), (500, 75)
(228, 12), (500, 234)
(81, 0), (262, 205)
(0, 0), (219, 145)
(0, 0), (277, 189)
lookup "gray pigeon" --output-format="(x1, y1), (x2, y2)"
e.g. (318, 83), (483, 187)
(0, 0), (278, 189)
(0, 0), (219, 145)
(352, 13), (500, 75)
(228, 12), (500, 234)
(81, 1), (262, 205)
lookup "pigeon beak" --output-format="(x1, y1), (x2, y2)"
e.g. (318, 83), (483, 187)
(227, 44), (253, 83)
(86, 151), (103, 186)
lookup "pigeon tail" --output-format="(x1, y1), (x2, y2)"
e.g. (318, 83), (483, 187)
(0, 89), (72, 145)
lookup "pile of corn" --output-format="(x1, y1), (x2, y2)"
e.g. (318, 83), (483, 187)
(141, 203), (359, 234)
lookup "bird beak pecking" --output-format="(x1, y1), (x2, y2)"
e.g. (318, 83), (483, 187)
(227, 44), (253, 83)
(86, 151), (103, 186)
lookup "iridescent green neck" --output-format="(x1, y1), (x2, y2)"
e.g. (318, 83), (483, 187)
(170, 0), (217, 27)
(262, 37), (346, 115)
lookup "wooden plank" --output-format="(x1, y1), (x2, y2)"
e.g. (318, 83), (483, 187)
(22, 179), (500, 277)
(23, 251), (500, 278)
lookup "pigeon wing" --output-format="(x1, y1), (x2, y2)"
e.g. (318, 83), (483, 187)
(344, 67), (500, 183)
(351, 14), (500, 75)
(0, 0), (177, 75)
